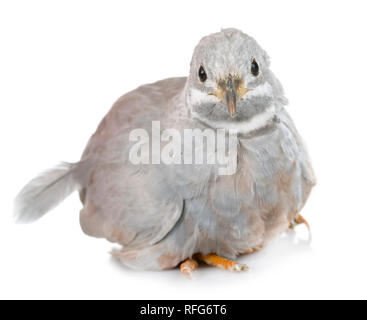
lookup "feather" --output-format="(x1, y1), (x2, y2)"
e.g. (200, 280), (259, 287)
(14, 162), (82, 223)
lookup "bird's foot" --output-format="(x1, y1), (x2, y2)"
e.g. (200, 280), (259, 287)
(180, 253), (250, 277)
(196, 253), (250, 272)
(290, 214), (310, 230)
(180, 258), (198, 278)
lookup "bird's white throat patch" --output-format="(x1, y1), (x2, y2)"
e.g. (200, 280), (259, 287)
(200, 104), (276, 134)
(187, 82), (275, 135)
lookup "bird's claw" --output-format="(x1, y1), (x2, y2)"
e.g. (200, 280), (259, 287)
(230, 263), (250, 272)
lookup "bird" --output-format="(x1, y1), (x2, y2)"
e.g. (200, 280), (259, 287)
(14, 28), (316, 276)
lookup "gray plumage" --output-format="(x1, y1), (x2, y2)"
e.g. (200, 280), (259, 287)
(14, 28), (315, 270)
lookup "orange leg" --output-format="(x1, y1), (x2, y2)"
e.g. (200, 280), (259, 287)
(196, 253), (249, 272)
(180, 258), (199, 277)
(291, 214), (310, 230)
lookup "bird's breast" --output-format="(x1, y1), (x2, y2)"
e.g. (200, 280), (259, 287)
(177, 128), (310, 257)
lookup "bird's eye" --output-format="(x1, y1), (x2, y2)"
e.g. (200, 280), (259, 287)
(251, 59), (259, 77)
(198, 66), (207, 82)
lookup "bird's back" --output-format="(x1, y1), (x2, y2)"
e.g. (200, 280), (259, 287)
(81, 77), (187, 164)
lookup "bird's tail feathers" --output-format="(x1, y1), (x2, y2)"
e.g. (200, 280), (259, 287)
(14, 161), (89, 223)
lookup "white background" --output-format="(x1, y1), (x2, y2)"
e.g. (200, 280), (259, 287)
(1, 0), (367, 300)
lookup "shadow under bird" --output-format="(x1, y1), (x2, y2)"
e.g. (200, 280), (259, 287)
(14, 28), (316, 276)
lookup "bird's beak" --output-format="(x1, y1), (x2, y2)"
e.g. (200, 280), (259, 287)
(213, 75), (249, 118)
(225, 77), (238, 118)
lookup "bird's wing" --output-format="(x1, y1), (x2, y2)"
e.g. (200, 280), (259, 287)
(278, 107), (316, 187)
(79, 77), (187, 249)
(80, 161), (184, 249)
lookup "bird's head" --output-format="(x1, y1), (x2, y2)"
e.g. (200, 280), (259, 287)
(186, 28), (286, 132)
